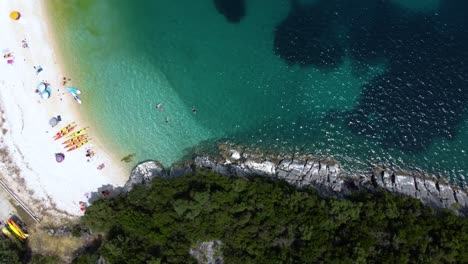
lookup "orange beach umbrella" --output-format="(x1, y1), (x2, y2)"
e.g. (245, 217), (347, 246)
(9, 11), (20, 20)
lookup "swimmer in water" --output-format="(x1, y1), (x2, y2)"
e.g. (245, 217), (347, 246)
(165, 116), (169, 123)
(192, 106), (197, 114)
(156, 103), (163, 111)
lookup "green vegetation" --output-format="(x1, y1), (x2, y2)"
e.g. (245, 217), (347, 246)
(29, 255), (60, 264)
(77, 171), (468, 263)
(0, 239), (24, 264)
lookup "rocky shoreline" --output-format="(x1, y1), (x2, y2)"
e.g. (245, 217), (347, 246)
(124, 144), (468, 216)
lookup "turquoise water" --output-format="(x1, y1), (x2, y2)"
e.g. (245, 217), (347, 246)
(47, 0), (468, 185)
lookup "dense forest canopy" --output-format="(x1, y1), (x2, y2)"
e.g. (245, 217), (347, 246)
(74, 171), (468, 263)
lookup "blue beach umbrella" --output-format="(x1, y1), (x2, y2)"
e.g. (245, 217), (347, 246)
(40, 91), (50, 99)
(36, 82), (46, 93)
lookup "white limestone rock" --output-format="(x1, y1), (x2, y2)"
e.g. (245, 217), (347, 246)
(124, 161), (165, 192)
(244, 160), (276, 176)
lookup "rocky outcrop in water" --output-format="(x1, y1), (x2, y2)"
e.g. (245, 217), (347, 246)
(371, 167), (468, 213)
(128, 144), (468, 216)
(123, 160), (166, 192)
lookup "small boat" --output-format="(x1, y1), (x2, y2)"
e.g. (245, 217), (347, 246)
(67, 139), (91, 152)
(53, 122), (76, 140)
(66, 127), (89, 139)
(62, 134), (88, 145)
(72, 94), (82, 104)
(66, 87), (81, 95)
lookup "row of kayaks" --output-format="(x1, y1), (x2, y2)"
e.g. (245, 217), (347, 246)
(62, 133), (91, 152)
(1, 216), (28, 242)
(53, 122), (91, 152)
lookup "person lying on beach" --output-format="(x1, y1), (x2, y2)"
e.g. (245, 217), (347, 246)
(85, 149), (95, 158)
(21, 39), (28, 48)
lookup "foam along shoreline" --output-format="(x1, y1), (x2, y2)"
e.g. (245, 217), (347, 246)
(0, 1), (128, 218)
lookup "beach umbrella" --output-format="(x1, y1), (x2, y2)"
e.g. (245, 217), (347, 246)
(36, 82), (46, 93)
(49, 117), (58, 127)
(40, 91), (50, 99)
(55, 153), (65, 163)
(9, 11), (20, 20)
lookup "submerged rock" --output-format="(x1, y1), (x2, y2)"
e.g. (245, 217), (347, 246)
(213, 0), (246, 23)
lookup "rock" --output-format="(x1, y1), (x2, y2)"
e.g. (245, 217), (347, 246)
(190, 240), (224, 264)
(394, 172), (417, 197)
(191, 144), (468, 216)
(244, 160), (276, 176)
(124, 161), (166, 192)
(454, 189), (468, 208)
(230, 149), (241, 160)
(170, 164), (194, 178)
(126, 144), (468, 216)
(439, 184), (457, 208)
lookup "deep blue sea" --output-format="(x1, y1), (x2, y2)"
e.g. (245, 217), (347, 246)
(47, 0), (468, 186)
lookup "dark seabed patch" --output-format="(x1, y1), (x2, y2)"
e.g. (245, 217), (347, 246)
(213, 0), (246, 23)
(274, 0), (468, 152)
(273, 0), (344, 69)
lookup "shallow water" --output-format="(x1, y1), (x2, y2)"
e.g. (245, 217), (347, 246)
(47, 0), (468, 185)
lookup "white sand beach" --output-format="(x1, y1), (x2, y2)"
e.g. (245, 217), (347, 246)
(0, 1), (129, 219)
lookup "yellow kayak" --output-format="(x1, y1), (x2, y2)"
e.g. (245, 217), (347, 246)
(2, 226), (16, 241)
(66, 127), (89, 139)
(8, 219), (28, 237)
(7, 220), (26, 240)
(67, 139), (91, 152)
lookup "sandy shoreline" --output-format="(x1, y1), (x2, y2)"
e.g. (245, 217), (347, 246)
(0, 1), (129, 220)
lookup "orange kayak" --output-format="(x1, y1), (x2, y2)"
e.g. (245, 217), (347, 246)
(62, 134), (88, 146)
(64, 136), (89, 149)
(67, 139), (91, 152)
(53, 122), (76, 140)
